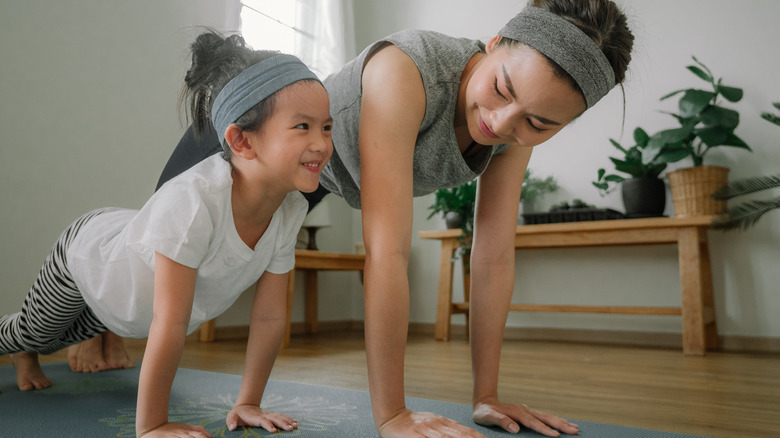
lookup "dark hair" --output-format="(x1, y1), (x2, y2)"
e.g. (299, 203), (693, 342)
(180, 30), (280, 157)
(499, 0), (634, 98)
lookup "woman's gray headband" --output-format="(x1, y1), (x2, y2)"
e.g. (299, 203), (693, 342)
(211, 54), (321, 150)
(498, 6), (615, 108)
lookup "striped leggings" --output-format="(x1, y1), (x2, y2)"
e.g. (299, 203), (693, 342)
(0, 209), (113, 355)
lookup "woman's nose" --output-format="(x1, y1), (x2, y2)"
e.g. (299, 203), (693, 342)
(489, 106), (520, 136)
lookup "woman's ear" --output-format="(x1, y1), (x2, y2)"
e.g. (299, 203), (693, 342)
(485, 35), (502, 53)
(224, 124), (257, 159)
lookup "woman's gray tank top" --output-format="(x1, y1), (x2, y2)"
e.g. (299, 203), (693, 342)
(320, 29), (508, 209)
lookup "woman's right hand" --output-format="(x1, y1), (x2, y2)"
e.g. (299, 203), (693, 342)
(377, 408), (486, 438)
(138, 422), (211, 437)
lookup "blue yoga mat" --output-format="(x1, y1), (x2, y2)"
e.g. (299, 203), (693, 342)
(0, 363), (708, 437)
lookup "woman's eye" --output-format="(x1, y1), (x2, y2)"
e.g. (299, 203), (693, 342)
(323, 124), (332, 132)
(493, 79), (506, 100)
(527, 119), (542, 133)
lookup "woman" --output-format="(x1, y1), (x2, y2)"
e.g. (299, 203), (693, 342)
(153, 1), (633, 436)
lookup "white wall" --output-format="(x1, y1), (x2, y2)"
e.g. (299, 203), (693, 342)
(353, 0), (780, 339)
(0, 1), (240, 314)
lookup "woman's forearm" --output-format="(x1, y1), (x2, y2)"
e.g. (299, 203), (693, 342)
(468, 251), (515, 405)
(363, 253), (411, 428)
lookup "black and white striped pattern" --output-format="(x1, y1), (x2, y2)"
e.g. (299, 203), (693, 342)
(0, 208), (115, 355)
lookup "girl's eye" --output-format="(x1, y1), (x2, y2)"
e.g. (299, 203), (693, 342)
(527, 119), (543, 133)
(295, 123), (309, 130)
(493, 79), (506, 100)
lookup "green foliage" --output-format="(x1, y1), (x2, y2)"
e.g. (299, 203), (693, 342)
(521, 169), (559, 204)
(592, 127), (683, 195)
(427, 180), (477, 226)
(712, 103), (780, 230)
(712, 174), (780, 231)
(641, 56), (752, 167)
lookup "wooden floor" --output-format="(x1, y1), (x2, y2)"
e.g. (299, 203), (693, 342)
(12, 330), (780, 438)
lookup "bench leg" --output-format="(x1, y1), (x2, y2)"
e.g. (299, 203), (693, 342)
(678, 227), (717, 355)
(304, 270), (318, 333)
(435, 239), (458, 341)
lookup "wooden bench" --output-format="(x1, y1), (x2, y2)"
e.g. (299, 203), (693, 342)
(418, 216), (718, 355)
(199, 249), (365, 348)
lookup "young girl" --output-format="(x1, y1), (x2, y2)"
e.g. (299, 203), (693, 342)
(0, 31), (333, 438)
(151, 1), (635, 436)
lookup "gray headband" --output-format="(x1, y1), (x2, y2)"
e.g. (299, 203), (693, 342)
(498, 6), (615, 108)
(211, 54), (321, 150)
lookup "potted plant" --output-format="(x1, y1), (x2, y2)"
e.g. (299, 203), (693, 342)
(712, 102), (780, 230)
(593, 127), (688, 217)
(520, 168), (559, 214)
(641, 56), (752, 217)
(427, 180), (476, 231)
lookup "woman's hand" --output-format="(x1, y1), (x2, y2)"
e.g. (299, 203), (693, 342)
(138, 421), (210, 437)
(473, 398), (578, 437)
(378, 408), (486, 438)
(225, 405), (297, 434)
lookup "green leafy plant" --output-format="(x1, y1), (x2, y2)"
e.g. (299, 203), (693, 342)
(427, 180), (477, 230)
(642, 56), (752, 167)
(427, 181), (477, 261)
(712, 102), (780, 230)
(592, 127), (686, 195)
(521, 169), (559, 205)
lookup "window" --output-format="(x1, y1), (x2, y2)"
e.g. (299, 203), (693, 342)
(239, 0), (301, 55)
(239, 0), (355, 79)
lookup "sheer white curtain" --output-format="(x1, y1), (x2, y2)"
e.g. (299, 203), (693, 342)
(240, 0), (355, 79)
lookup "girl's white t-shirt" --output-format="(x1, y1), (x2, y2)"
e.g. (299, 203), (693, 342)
(67, 155), (307, 338)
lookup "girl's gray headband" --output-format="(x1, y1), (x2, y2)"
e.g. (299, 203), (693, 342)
(211, 53), (321, 150)
(498, 6), (615, 108)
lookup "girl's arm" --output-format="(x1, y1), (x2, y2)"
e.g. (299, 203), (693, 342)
(359, 45), (483, 438)
(224, 271), (297, 433)
(469, 146), (579, 437)
(136, 252), (209, 437)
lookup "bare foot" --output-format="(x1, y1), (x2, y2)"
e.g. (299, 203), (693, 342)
(67, 335), (108, 373)
(10, 351), (51, 390)
(102, 331), (134, 370)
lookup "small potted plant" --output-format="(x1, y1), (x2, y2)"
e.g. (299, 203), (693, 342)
(640, 56), (752, 217)
(593, 127), (688, 217)
(520, 168), (559, 214)
(427, 180), (476, 230)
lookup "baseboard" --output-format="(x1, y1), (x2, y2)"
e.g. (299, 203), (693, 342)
(210, 321), (780, 354)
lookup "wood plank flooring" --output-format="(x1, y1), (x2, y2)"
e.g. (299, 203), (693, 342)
(8, 330), (780, 437)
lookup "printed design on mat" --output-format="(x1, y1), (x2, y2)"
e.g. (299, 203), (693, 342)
(100, 393), (358, 436)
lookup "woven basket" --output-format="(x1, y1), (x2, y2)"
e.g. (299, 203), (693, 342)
(667, 166), (729, 217)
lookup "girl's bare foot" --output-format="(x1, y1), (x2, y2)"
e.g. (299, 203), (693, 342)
(102, 331), (134, 370)
(10, 351), (51, 390)
(67, 335), (108, 373)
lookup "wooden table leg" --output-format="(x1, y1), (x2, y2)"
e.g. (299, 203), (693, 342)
(199, 319), (216, 342)
(435, 238), (458, 341)
(678, 227), (714, 355)
(283, 269), (295, 348)
(304, 270), (318, 333)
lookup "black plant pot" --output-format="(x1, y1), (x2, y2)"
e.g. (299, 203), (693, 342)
(444, 211), (464, 229)
(621, 177), (666, 218)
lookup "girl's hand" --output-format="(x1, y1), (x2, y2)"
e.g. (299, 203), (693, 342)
(226, 405), (297, 433)
(473, 398), (579, 437)
(138, 422), (210, 437)
(378, 408), (486, 438)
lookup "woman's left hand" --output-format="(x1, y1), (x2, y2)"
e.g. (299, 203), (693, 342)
(473, 398), (578, 437)
(225, 405), (297, 433)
